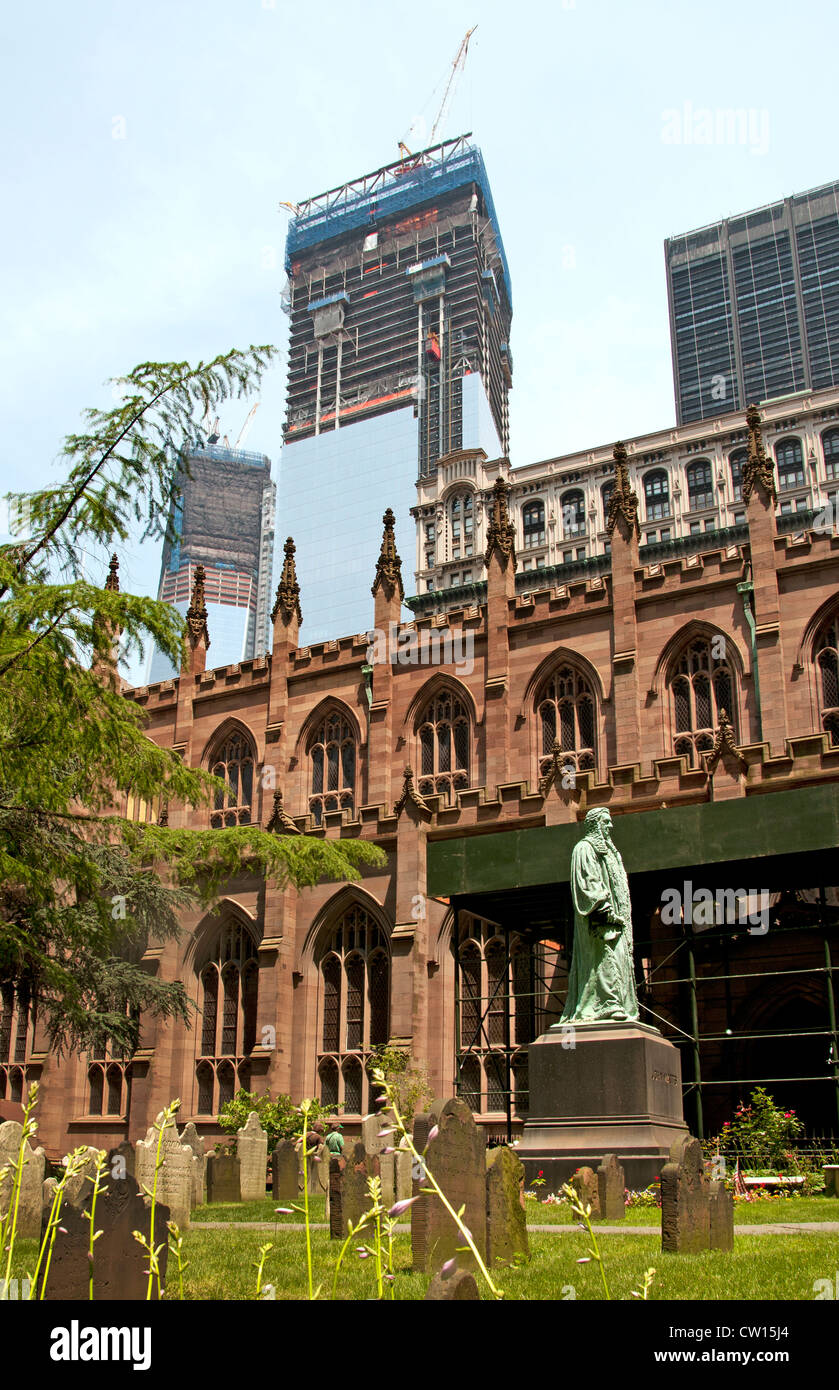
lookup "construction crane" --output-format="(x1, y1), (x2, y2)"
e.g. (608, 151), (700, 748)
(235, 403), (260, 451)
(400, 25), (477, 158)
(428, 25), (477, 147)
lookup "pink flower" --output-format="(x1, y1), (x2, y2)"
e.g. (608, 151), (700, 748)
(388, 1197), (419, 1217)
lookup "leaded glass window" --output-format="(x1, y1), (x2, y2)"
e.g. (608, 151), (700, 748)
(417, 690), (470, 804)
(537, 665), (596, 776)
(309, 710), (355, 825)
(316, 904), (390, 1116)
(210, 730), (255, 828)
(195, 920), (258, 1115)
(670, 636), (737, 765)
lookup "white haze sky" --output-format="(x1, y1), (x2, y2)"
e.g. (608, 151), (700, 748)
(2, 0), (837, 681)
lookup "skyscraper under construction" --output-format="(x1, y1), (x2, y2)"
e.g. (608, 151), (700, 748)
(278, 134), (512, 644)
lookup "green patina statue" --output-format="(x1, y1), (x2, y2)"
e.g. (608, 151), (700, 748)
(561, 807), (640, 1024)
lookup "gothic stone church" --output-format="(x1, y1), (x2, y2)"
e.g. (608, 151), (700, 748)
(6, 406), (839, 1156)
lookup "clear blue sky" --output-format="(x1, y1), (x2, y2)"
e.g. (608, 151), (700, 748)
(2, 0), (837, 679)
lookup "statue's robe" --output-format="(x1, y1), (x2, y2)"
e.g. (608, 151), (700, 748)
(561, 835), (639, 1023)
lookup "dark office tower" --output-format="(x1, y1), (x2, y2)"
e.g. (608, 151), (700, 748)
(146, 443), (275, 683)
(279, 134), (512, 645)
(666, 180), (839, 424)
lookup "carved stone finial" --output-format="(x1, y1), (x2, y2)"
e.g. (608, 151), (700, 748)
(742, 405), (777, 503)
(104, 553), (120, 591)
(484, 477), (517, 570)
(371, 508), (405, 602)
(606, 441), (640, 537)
(186, 565), (210, 648)
(707, 708), (747, 775)
(272, 537), (302, 625)
(393, 765), (430, 818)
(266, 788), (302, 835)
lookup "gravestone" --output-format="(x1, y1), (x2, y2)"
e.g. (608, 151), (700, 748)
(331, 1141), (379, 1239)
(395, 1140), (413, 1202)
(425, 1268), (480, 1300)
(411, 1098), (487, 1275)
(272, 1140), (299, 1202)
(107, 1139), (135, 1182)
(42, 1176), (59, 1222)
(236, 1111), (268, 1202)
(824, 1165), (839, 1198)
(485, 1145), (529, 1267)
(708, 1181), (734, 1251)
(661, 1135), (711, 1253)
(569, 1166), (601, 1218)
(61, 1146), (107, 1209)
(379, 1150), (396, 1208)
(179, 1123), (207, 1205)
(0, 1120), (46, 1240)
(39, 1173), (170, 1300)
(597, 1154), (626, 1221)
(206, 1151), (241, 1204)
(135, 1114), (197, 1230)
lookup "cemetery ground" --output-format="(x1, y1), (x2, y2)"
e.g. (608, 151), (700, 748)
(9, 1193), (839, 1301)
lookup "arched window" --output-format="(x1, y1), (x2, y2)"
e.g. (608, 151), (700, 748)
(195, 920), (259, 1115)
(822, 429), (839, 483)
(309, 709), (355, 826)
(536, 665), (596, 775)
(815, 613), (839, 747)
(455, 914), (544, 1121)
(644, 470), (670, 521)
(686, 459), (714, 512)
(776, 438), (805, 492)
(522, 500), (545, 550)
(449, 491), (474, 560)
(669, 635), (736, 765)
(601, 481), (614, 527)
(560, 489), (585, 538)
(729, 449), (747, 503)
(316, 903), (390, 1117)
(209, 729), (255, 828)
(417, 688), (470, 804)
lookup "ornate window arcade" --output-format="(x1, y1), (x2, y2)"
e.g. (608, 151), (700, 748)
(308, 709), (356, 826)
(669, 635), (736, 764)
(195, 919), (259, 1115)
(536, 664), (596, 775)
(209, 729), (255, 828)
(417, 688), (470, 804)
(316, 903), (389, 1117)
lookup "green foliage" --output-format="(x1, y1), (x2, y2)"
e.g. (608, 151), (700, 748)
(709, 1087), (806, 1170)
(0, 348), (386, 1054)
(217, 1089), (336, 1151)
(366, 1044), (433, 1122)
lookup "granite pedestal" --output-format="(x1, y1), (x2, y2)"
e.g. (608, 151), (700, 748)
(518, 1020), (689, 1190)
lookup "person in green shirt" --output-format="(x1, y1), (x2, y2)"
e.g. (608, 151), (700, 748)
(324, 1121), (344, 1157)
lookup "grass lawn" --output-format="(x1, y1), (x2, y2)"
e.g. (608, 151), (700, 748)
(524, 1196), (839, 1226)
(10, 1221), (837, 1299)
(193, 1195), (327, 1224)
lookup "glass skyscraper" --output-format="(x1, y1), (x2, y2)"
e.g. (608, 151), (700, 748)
(666, 180), (839, 424)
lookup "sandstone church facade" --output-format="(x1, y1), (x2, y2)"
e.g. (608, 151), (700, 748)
(5, 404), (839, 1157)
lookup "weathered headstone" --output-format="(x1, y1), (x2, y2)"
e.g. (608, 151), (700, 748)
(236, 1111), (268, 1202)
(61, 1146), (107, 1210)
(411, 1098), (487, 1274)
(708, 1180), (734, 1251)
(107, 1139), (135, 1182)
(824, 1165), (839, 1198)
(135, 1114), (197, 1230)
(379, 1149), (396, 1208)
(597, 1154), (626, 1221)
(179, 1123), (207, 1205)
(395, 1139), (413, 1202)
(486, 1145), (529, 1267)
(206, 1151), (241, 1204)
(425, 1268), (480, 1300)
(0, 1120), (46, 1240)
(272, 1140), (299, 1202)
(569, 1165), (601, 1218)
(661, 1135), (711, 1253)
(39, 1173), (170, 1300)
(331, 1141), (379, 1238)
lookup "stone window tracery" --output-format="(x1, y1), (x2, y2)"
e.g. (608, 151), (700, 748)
(536, 665), (596, 775)
(669, 635), (736, 765)
(209, 730), (255, 828)
(316, 904), (389, 1116)
(815, 613), (839, 747)
(195, 920), (259, 1115)
(309, 710), (355, 826)
(417, 689), (470, 804)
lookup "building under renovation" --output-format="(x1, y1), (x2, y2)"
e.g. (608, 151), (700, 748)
(278, 134), (513, 645)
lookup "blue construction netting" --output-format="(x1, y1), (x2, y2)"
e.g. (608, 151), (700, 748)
(285, 143), (512, 309)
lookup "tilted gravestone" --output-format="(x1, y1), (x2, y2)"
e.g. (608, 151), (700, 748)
(569, 1166), (601, 1218)
(661, 1135), (711, 1253)
(272, 1140), (298, 1202)
(0, 1120), (46, 1240)
(107, 1139), (135, 1182)
(708, 1180), (734, 1251)
(179, 1123), (207, 1206)
(330, 1141), (379, 1239)
(236, 1111), (268, 1202)
(60, 1146), (107, 1210)
(411, 1098), (487, 1275)
(135, 1114), (197, 1230)
(39, 1173), (169, 1300)
(205, 1151), (241, 1204)
(425, 1267), (480, 1300)
(597, 1154), (626, 1221)
(486, 1145), (529, 1267)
